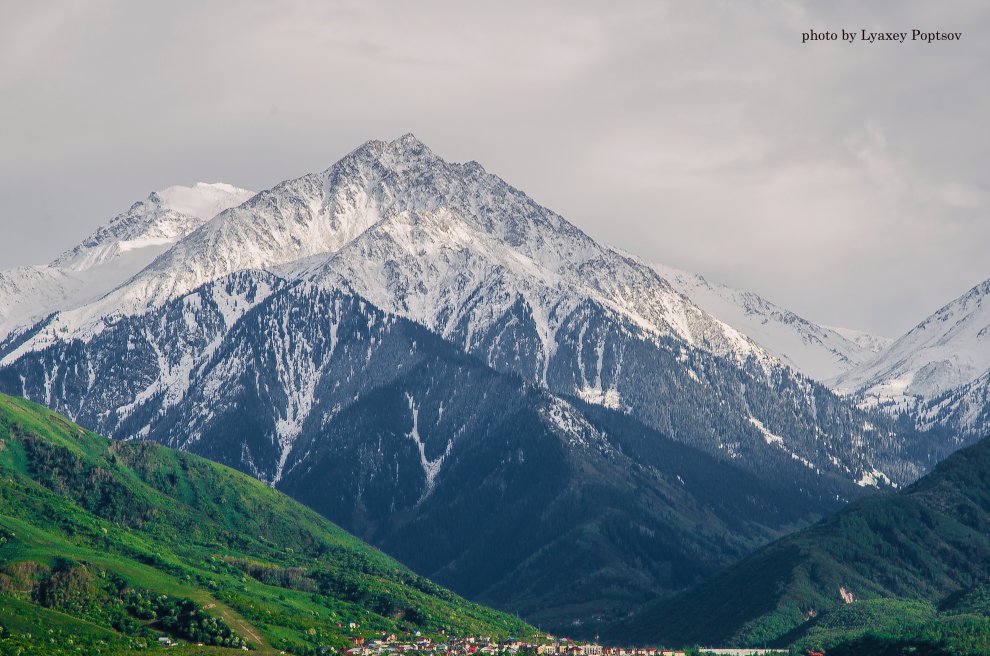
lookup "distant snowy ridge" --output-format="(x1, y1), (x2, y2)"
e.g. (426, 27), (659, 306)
(826, 325), (894, 356)
(52, 182), (254, 271)
(0, 182), (254, 341)
(651, 263), (891, 381)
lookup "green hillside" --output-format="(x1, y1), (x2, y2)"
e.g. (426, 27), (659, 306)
(612, 435), (990, 654)
(0, 394), (532, 655)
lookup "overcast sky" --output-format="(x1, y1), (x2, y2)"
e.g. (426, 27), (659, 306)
(1, 1), (986, 336)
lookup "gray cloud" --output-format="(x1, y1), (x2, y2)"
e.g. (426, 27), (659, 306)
(1, 0), (986, 336)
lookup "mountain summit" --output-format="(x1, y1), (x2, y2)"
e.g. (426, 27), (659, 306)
(69, 135), (450, 315)
(52, 182), (254, 272)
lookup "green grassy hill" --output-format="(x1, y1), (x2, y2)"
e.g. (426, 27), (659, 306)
(0, 394), (532, 655)
(611, 435), (990, 654)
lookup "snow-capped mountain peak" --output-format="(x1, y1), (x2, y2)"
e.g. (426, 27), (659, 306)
(52, 182), (255, 272)
(0, 182), (253, 340)
(86, 136), (445, 312)
(36, 135), (757, 365)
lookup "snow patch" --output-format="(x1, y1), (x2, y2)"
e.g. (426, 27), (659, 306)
(404, 393), (452, 501)
(747, 415), (784, 446)
(856, 467), (892, 488)
(576, 385), (623, 410)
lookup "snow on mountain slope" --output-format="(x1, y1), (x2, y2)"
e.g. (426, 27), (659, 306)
(152, 182), (255, 223)
(12, 136), (766, 369)
(0, 182), (253, 339)
(833, 277), (990, 410)
(910, 370), (990, 441)
(294, 138), (914, 488)
(307, 138), (770, 378)
(0, 265), (90, 340)
(1, 135), (918, 491)
(651, 263), (890, 381)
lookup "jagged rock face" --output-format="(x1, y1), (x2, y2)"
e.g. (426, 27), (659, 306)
(11, 137), (761, 357)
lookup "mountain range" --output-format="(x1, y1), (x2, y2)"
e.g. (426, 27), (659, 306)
(0, 136), (920, 487)
(0, 134), (985, 631)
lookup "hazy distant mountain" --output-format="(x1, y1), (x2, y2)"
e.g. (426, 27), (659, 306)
(0, 182), (253, 338)
(826, 325), (894, 358)
(652, 263), (891, 381)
